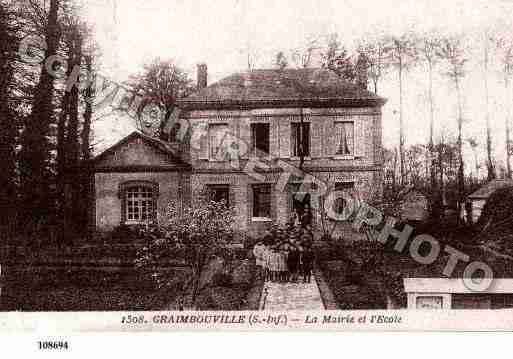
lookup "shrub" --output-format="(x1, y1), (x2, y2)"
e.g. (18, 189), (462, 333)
(136, 194), (236, 307)
(212, 272), (233, 287)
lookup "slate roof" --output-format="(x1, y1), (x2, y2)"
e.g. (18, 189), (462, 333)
(178, 68), (386, 110)
(468, 179), (513, 199)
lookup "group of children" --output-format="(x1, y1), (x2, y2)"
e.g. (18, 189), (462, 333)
(253, 231), (315, 284)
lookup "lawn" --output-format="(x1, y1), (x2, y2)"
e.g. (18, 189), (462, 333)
(0, 266), (188, 311)
(0, 259), (263, 311)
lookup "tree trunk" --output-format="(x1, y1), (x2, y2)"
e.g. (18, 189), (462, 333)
(398, 60), (405, 186)
(81, 55), (94, 161)
(484, 43), (496, 181)
(505, 77), (512, 180)
(438, 141), (445, 210)
(455, 76), (465, 224)
(427, 61), (438, 219)
(507, 116), (512, 179)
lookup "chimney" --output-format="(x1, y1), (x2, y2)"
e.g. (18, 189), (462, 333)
(197, 63), (208, 91)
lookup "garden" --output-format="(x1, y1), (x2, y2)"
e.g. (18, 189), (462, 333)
(0, 196), (264, 312)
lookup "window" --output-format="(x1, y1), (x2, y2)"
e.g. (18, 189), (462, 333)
(252, 184), (272, 218)
(291, 122), (310, 157)
(335, 182), (355, 192)
(208, 123), (229, 160)
(119, 181), (158, 224)
(125, 186), (155, 223)
(416, 296), (444, 309)
(292, 190), (311, 220)
(207, 184), (230, 206)
(335, 121), (354, 156)
(250, 123), (270, 156)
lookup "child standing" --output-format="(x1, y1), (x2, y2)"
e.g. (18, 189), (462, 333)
(287, 246), (299, 282)
(253, 240), (265, 280)
(301, 246), (314, 283)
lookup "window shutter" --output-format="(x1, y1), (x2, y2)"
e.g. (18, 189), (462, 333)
(310, 119), (323, 158)
(270, 117), (279, 157)
(239, 118), (251, 159)
(279, 118), (290, 158)
(355, 115), (366, 158)
(270, 186), (276, 220)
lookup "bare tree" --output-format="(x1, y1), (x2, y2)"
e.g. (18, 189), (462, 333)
(292, 35), (321, 68)
(274, 51), (288, 70)
(385, 32), (419, 186)
(321, 33), (356, 82)
(496, 33), (513, 179)
(357, 34), (389, 94)
(437, 35), (468, 221)
(467, 137), (480, 181)
(482, 31), (497, 180)
(418, 32), (442, 216)
(125, 58), (194, 139)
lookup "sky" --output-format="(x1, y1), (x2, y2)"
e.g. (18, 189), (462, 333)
(83, 0), (513, 176)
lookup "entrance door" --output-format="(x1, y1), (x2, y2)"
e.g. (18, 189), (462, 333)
(289, 183), (312, 226)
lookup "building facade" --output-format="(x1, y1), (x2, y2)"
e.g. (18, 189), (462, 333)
(93, 67), (386, 237)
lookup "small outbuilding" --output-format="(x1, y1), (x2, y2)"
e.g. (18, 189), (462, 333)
(467, 179), (513, 224)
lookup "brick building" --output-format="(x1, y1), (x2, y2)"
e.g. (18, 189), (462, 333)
(93, 67), (386, 237)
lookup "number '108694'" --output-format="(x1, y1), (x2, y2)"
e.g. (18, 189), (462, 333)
(38, 341), (69, 350)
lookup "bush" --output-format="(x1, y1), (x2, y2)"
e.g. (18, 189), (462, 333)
(212, 272), (233, 287)
(475, 186), (513, 254)
(108, 224), (162, 243)
(478, 186), (513, 227)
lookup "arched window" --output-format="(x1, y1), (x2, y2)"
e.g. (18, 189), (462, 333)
(119, 181), (159, 224)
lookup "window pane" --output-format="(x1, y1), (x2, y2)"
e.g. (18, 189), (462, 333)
(209, 124), (228, 160)
(291, 122), (310, 157)
(125, 185), (155, 223)
(335, 122), (354, 155)
(208, 185), (230, 206)
(253, 184), (272, 218)
(251, 123), (270, 155)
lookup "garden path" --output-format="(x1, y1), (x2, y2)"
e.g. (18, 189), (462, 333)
(259, 276), (325, 310)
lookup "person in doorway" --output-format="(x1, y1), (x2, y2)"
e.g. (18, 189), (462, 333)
(301, 204), (314, 239)
(301, 204), (313, 228)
